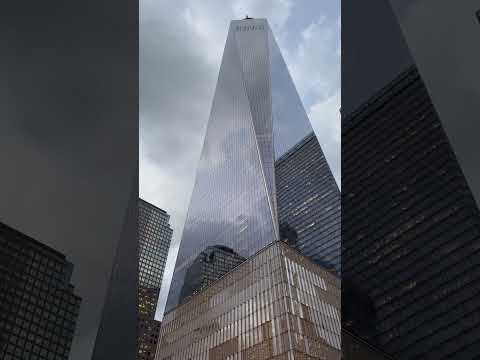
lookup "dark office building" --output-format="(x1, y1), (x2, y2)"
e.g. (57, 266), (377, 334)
(138, 199), (173, 289)
(276, 132), (341, 272)
(138, 287), (160, 323)
(342, 66), (480, 358)
(179, 245), (245, 303)
(0, 222), (81, 360)
(165, 18), (340, 312)
(342, 278), (377, 343)
(137, 199), (173, 360)
(343, 330), (395, 360)
(137, 287), (162, 360)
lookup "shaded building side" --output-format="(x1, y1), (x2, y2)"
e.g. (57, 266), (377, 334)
(342, 66), (480, 358)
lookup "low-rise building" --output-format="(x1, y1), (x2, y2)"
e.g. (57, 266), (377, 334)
(156, 241), (341, 360)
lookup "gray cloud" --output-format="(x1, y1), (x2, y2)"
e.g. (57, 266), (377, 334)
(139, 0), (340, 320)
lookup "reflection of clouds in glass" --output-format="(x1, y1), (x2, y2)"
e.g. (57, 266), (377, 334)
(179, 244), (245, 303)
(166, 207), (269, 310)
(235, 22), (277, 222)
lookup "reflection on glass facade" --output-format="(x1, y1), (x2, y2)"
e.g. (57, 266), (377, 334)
(342, 66), (480, 358)
(157, 241), (341, 360)
(180, 245), (245, 304)
(268, 28), (316, 160)
(166, 18), (340, 313)
(138, 199), (173, 360)
(0, 222), (81, 360)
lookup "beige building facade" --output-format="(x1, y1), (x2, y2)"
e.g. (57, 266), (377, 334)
(156, 241), (341, 360)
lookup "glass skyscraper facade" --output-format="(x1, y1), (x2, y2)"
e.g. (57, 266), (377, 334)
(138, 287), (162, 360)
(276, 133), (341, 273)
(138, 199), (173, 360)
(342, 66), (480, 358)
(165, 18), (340, 313)
(0, 222), (81, 360)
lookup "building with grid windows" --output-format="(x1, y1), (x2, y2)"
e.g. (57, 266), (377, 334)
(165, 17), (340, 313)
(0, 222), (81, 360)
(138, 199), (173, 360)
(276, 132), (341, 273)
(157, 241), (341, 360)
(342, 66), (480, 358)
(138, 287), (163, 360)
(138, 199), (173, 289)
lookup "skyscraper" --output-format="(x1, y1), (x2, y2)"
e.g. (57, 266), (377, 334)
(276, 132), (341, 272)
(138, 199), (173, 290)
(165, 18), (340, 312)
(137, 199), (173, 360)
(0, 222), (81, 360)
(342, 66), (480, 358)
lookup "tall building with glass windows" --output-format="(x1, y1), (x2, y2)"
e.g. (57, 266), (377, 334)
(342, 66), (480, 358)
(137, 199), (173, 360)
(0, 222), (81, 360)
(165, 17), (340, 313)
(157, 241), (341, 360)
(138, 199), (172, 289)
(276, 132), (341, 272)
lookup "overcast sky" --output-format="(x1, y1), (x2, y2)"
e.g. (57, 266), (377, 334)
(139, 0), (340, 319)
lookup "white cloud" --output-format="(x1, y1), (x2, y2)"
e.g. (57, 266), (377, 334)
(283, 15), (341, 186)
(287, 15), (340, 104)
